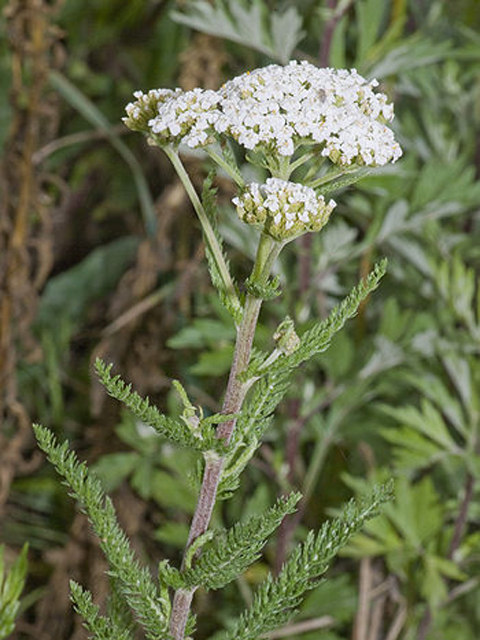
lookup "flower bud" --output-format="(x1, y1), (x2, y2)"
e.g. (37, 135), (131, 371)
(233, 178), (336, 241)
(274, 317), (300, 355)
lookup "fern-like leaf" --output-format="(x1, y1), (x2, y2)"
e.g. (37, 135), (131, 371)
(241, 261), (386, 436)
(183, 492), (301, 590)
(33, 425), (170, 639)
(70, 581), (134, 640)
(171, 1), (304, 64)
(271, 259), (387, 374)
(107, 577), (137, 637)
(219, 483), (393, 640)
(95, 359), (221, 453)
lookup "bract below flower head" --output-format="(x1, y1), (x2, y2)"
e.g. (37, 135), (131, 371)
(124, 60), (402, 168)
(232, 178), (336, 241)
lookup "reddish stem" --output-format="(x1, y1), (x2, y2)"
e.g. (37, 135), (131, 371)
(169, 237), (280, 639)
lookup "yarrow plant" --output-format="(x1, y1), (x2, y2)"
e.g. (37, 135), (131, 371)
(35, 60), (401, 640)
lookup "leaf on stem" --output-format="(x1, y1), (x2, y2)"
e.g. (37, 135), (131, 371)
(95, 359), (224, 453)
(218, 483), (393, 640)
(221, 262), (387, 496)
(238, 260), (387, 440)
(70, 581), (134, 640)
(33, 424), (170, 639)
(182, 492), (301, 590)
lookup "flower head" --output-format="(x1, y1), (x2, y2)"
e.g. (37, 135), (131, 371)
(216, 62), (401, 166)
(125, 61), (402, 168)
(124, 89), (180, 134)
(233, 178), (336, 240)
(148, 88), (221, 148)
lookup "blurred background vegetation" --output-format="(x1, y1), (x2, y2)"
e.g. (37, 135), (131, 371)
(1, 1), (480, 639)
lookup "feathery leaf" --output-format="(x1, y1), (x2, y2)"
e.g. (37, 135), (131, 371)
(171, 1), (304, 64)
(272, 259), (388, 373)
(70, 581), (134, 640)
(239, 261), (387, 439)
(201, 173), (243, 323)
(183, 492), (301, 590)
(222, 262), (387, 496)
(220, 483), (393, 640)
(95, 359), (222, 453)
(33, 424), (170, 639)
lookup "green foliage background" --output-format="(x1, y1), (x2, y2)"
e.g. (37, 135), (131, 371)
(1, 1), (480, 639)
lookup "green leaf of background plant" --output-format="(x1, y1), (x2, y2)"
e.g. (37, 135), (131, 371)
(49, 71), (157, 237)
(171, 0), (305, 64)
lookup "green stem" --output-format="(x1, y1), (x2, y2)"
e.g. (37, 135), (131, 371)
(307, 165), (354, 189)
(169, 233), (281, 640)
(165, 147), (241, 318)
(288, 151), (316, 175)
(250, 233), (283, 283)
(206, 147), (245, 187)
(271, 155), (292, 180)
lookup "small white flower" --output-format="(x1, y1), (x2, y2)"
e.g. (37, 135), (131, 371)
(233, 178), (337, 240)
(125, 61), (402, 167)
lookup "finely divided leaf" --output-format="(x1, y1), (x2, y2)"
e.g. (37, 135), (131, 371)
(171, 0), (305, 64)
(238, 261), (387, 442)
(33, 425), (169, 639)
(271, 259), (387, 373)
(219, 483), (393, 640)
(183, 492), (301, 590)
(270, 7), (305, 63)
(70, 581), (134, 640)
(220, 263), (387, 498)
(95, 359), (221, 453)
(201, 174), (242, 323)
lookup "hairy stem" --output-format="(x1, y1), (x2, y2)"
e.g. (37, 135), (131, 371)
(206, 147), (245, 187)
(169, 234), (281, 639)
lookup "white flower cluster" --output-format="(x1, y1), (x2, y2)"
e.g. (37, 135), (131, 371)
(150, 88), (221, 148)
(125, 61), (402, 168)
(125, 86), (221, 147)
(124, 88), (178, 133)
(233, 178), (336, 240)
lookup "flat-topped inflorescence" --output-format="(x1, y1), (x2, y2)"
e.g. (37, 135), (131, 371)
(233, 178), (336, 240)
(124, 60), (402, 168)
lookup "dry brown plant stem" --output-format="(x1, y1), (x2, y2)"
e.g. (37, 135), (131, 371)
(0, 0), (60, 510)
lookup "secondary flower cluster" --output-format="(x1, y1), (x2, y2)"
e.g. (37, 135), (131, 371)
(233, 178), (336, 240)
(124, 60), (402, 167)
